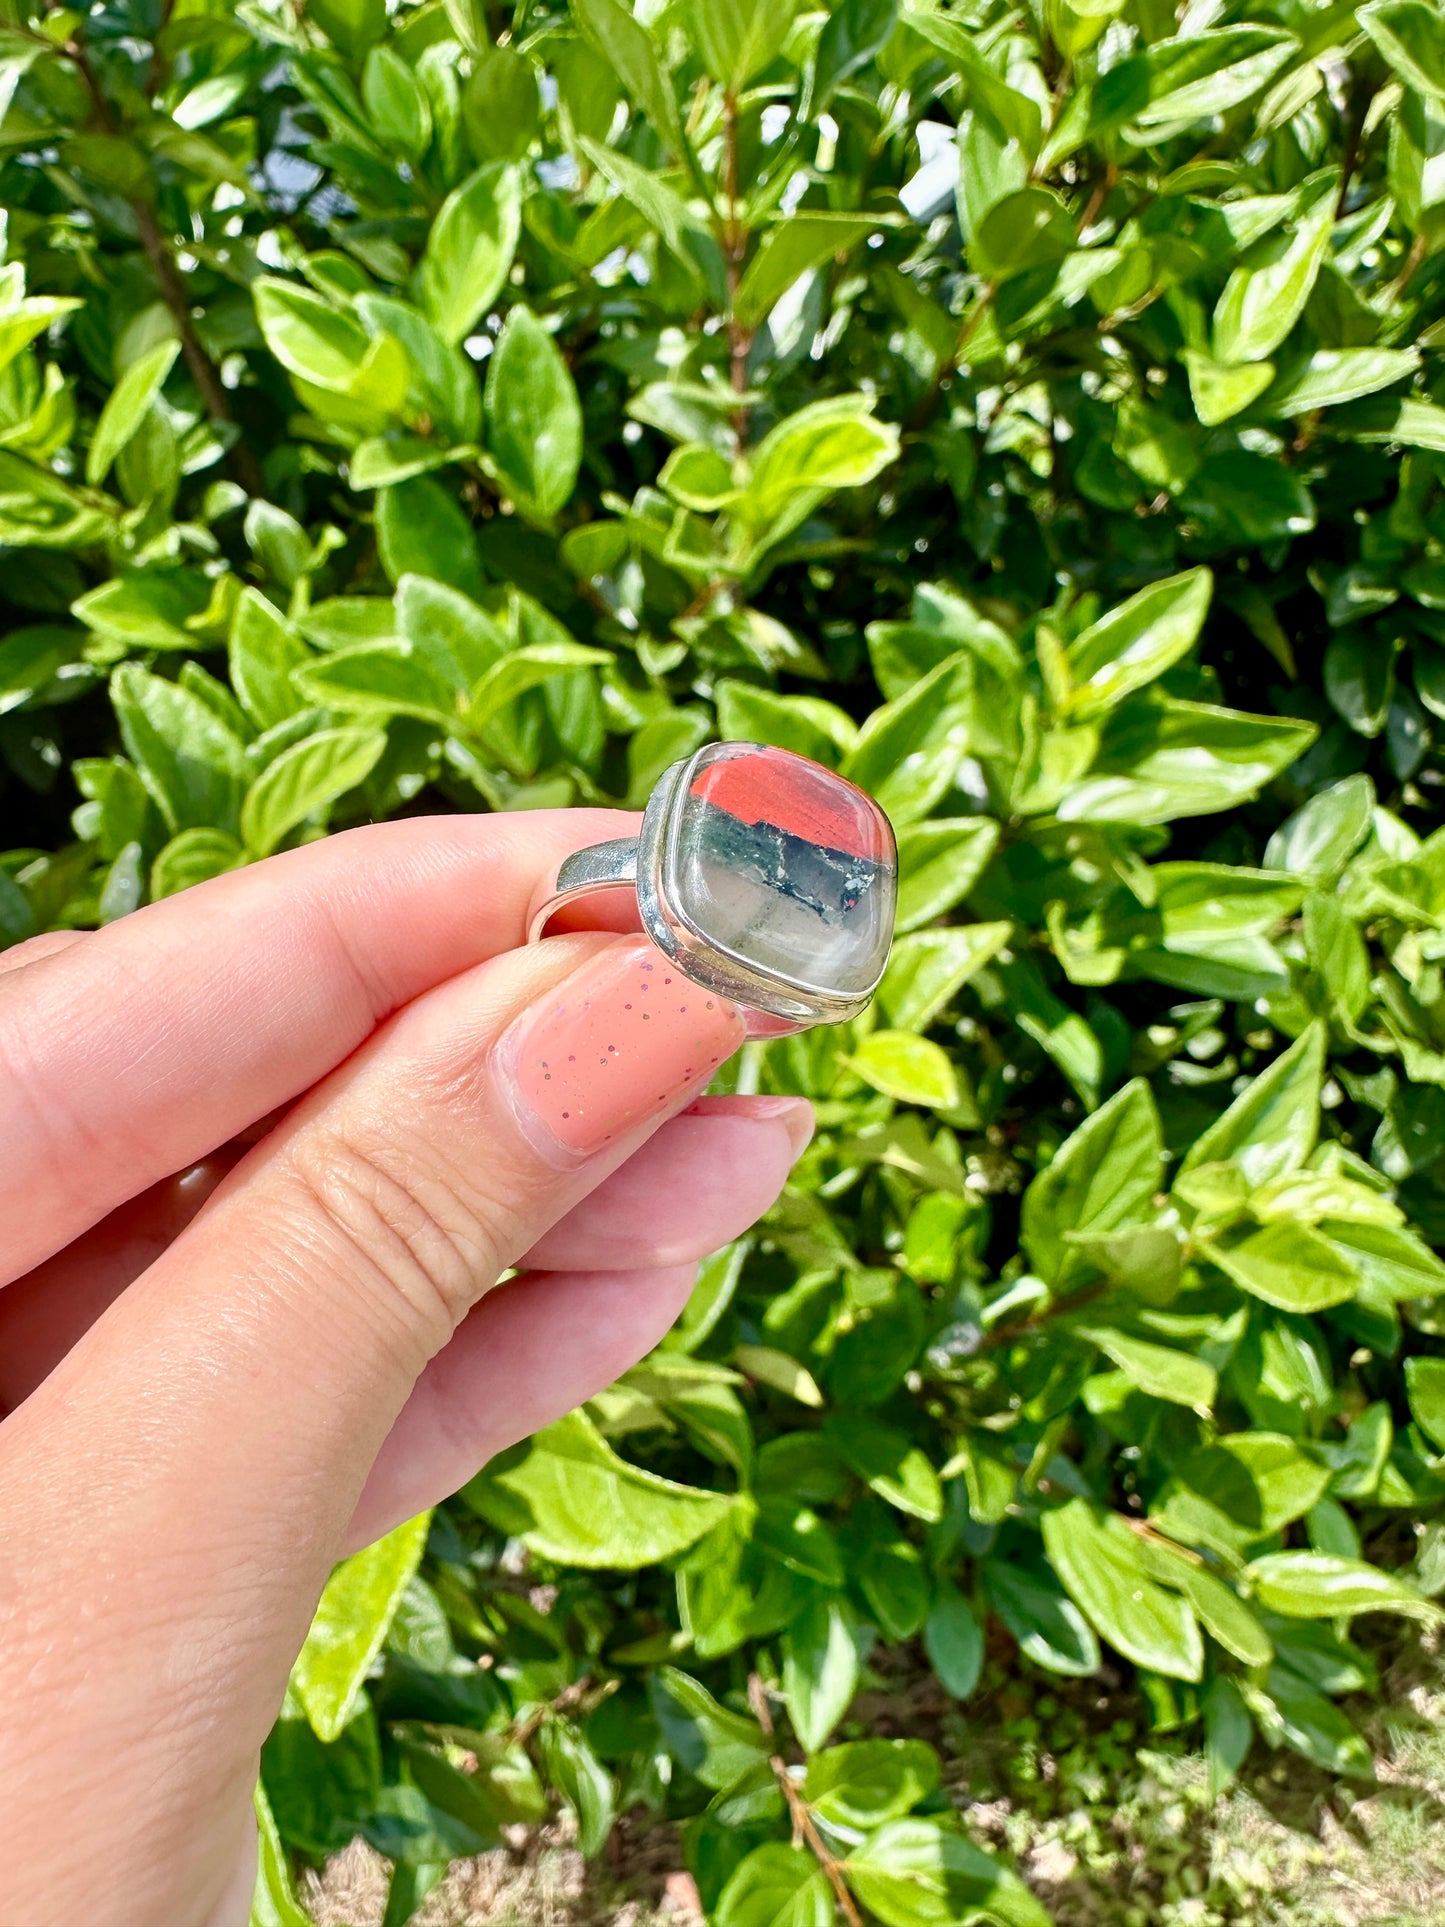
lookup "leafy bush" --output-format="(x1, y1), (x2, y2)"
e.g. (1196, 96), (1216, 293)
(7, 0), (1445, 1919)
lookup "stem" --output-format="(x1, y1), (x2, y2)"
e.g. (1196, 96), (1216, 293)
(1076, 163), (1116, 241)
(1385, 231), (1427, 308)
(747, 1676), (866, 1927)
(979, 1275), (1111, 1351)
(132, 201), (233, 429)
(905, 285), (995, 434)
(67, 32), (264, 493)
(721, 89), (753, 448)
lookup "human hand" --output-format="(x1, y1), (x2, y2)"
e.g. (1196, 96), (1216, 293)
(0, 812), (811, 1927)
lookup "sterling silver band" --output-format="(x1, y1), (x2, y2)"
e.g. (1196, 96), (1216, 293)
(523, 747), (889, 1034)
(525, 837), (639, 944)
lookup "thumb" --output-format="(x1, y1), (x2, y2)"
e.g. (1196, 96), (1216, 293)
(0, 932), (745, 1926)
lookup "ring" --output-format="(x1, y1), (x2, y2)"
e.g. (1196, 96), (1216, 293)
(527, 742), (898, 1034)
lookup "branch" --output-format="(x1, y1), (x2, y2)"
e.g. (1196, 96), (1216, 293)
(721, 89), (753, 449)
(748, 1676), (866, 1927)
(67, 31), (264, 495)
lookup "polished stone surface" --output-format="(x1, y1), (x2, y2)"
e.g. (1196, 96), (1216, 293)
(669, 743), (896, 995)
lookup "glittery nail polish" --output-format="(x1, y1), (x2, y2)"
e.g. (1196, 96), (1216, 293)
(502, 937), (747, 1160)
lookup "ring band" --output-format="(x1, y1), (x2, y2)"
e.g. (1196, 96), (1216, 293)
(526, 742), (897, 1034)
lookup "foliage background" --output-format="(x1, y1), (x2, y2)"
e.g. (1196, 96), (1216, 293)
(6, 0), (1445, 1920)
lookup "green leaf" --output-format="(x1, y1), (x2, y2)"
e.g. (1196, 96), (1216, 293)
(735, 1343), (825, 1407)
(1177, 1024), (1324, 1190)
(984, 1563), (1100, 1676)
(844, 1818), (1052, 1927)
(1263, 775), (1374, 878)
(1111, 27), (1297, 130)
(653, 1667), (771, 1788)
(1267, 348), (1420, 416)
(810, 0), (898, 111)
(1074, 1326), (1217, 1410)
(540, 1719), (614, 1858)
(1246, 1552), (1442, 1623)
(972, 188), (1075, 284)
(1359, 0), (1445, 103)
(894, 818), (998, 933)
(240, 725), (386, 857)
(1406, 1356), (1445, 1451)
(250, 1780), (312, 1927)
(254, 277), (372, 392)
(0, 295), (82, 383)
(741, 395), (900, 533)
(395, 574), (506, 695)
(417, 164), (522, 346)
(690, 0), (802, 89)
(1249, 1669), (1374, 1780)
(1062, 698), (1316, 826)
(1157, 1434), (1332, 1553)
(376, 477), (484, 600)
(294, 641), (460, 727)
(849, 1031), (960, 1110)
(717, 1844), (834, 1927)
(362, 43), (431, 156)
(783, 1596), (862, 1752)
(1131, 1539), (1273, 1668)
(230, 589), (313, 733)
(805, 1740), (939, 1829)
(111, 662), (250, 836)
(86, 338), (180, 486)
(734, 213), (879, 329)
(465, 642), (610, 734)
(1022, 1078), (1162, 1283)
(572, 0), (681, 145)
(1181, 351), (1275, 428)
(463, 1408), (730, 1567)
(877, 924), (1012, 1032)
(1204, 1219), (1361, 1313)
(1064, 568), (1212, 720)
(292, 1511), (432, 1743)
(483, 306), (584, 519)
(923, 1584), (983, 1700)
(578, 138), (708, 261)
(828, 1417), (944, 1521)
(714, 682), (858, 764)
(841, 655), (976, 825)
(1213, 171), (1338, 365)
(1041, 1500), (1204, 1681)
(151, 826), (246, 900)
(1204, 1677), (1254, 1800)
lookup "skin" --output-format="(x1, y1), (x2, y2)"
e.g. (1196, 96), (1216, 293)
(0, 812), (812, 1927)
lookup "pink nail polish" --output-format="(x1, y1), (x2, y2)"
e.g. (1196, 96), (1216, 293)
(504, 938), (747, 1160)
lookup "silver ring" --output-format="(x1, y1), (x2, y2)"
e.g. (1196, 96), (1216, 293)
(527, 742), (897, 1033)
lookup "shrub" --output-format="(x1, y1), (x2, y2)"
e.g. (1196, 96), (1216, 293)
(5, 0), (1445, 1918)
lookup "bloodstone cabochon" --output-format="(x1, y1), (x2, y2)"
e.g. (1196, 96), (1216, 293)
(671, 743), (896, 996)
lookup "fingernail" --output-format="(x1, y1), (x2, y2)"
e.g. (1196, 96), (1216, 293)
(503, 938), (747, 1161)
(755, 1095), (815, 1167)
(685, 1093), (815, 1167)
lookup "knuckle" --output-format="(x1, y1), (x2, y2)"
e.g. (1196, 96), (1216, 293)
(281, 1119), (506, 1343)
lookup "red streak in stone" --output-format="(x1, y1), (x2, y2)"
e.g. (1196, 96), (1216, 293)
(690, 748), (888, 861)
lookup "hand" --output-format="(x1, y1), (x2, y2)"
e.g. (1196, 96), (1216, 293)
(0, 812), (810, 1927)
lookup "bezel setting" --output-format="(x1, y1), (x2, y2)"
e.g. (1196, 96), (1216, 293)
(635, 744), (896, 1026)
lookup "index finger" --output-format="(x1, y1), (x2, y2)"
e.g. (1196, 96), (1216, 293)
(0, 809), (635, 1286)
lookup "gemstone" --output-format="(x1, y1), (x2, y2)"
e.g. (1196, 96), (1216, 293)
(666, 742), (896, 996)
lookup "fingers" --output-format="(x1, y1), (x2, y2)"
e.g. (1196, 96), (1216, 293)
(0, 932), (746, 1923)
(346, 1261), (700, 1551)
(519, 1094), (811, 1270)
(0, 928), (88, 977)
(0, 809), (635, 1285)
(0, 1097), (810, 1414)
(0, 1158), (232, 1414)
